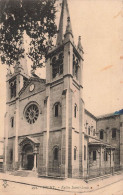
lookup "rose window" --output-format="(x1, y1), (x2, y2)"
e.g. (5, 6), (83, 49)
(25, 104), (39, 124)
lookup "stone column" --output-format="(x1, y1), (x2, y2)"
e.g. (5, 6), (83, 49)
(65, 89), (68, 178)
(33, 153), (37, 171)
(19, 153), (23, 170)
(33, 146), (38, 172)
(46, 95), (50, 176)
(100, 146), (102, 175)
(14, 99), (19, 170)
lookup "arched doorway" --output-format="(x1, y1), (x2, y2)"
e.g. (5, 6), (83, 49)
(22, 144), (34, 170)
(19, 136), (40, 171)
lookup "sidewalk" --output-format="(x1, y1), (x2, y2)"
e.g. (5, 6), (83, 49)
(0, 171), (123, 193)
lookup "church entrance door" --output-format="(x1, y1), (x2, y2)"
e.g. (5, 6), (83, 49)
(27, 155), (34, 170)
(19, 137), (40, 171)
(22, 144), (34, 170)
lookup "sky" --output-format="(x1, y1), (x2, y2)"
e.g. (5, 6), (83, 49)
(0, 0), (123, 138)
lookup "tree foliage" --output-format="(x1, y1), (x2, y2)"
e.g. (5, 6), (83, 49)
(0, 0), (57, 69)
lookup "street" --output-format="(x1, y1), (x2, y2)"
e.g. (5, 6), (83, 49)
(0, 179), (123, 195)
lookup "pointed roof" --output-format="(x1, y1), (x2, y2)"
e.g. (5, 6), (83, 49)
(77, 36), (83, 52)
(14, 37), (29, 77)
(65, 16), (73, 35)
(56, 0), (73, 46)
(19, 56), (28, 76)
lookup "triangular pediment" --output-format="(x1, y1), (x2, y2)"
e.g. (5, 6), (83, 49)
(19, 136), (40, 146)
(19, 77), (46, 98)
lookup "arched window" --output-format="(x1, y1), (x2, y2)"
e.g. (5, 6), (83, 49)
(52, 57), (57, 78)
(11, 117), (14, 128)
(93, 151), (96, 161)
(74, 147), (77, 160)
(74, 104), (77, 118)
(73, 54), (75, 75)
(73, 54), (79, 79)
(53, 147), (59, 160)
(52, 53), (63, 78)
(100, 130), (104, 139)
(88, 127), (90, 135)
(104, 151), (108, 161)
(55, 104), (58, 117)
(84, 145), (86, 160)
(10, 149), (13, 162)
(75, 58), (79, 78)
(53, 102), (61, 117)
(112, 129), (116, 139)
(59, 53), (63, 75)
(9, 79), (16, 98)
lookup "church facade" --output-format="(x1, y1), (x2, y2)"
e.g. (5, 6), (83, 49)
(4, 0), (123, 179)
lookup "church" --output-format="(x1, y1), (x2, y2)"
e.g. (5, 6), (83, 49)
(4, 0), (123, 179)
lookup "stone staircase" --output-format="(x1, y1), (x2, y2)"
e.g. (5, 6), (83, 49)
(10, 170), (38, 178)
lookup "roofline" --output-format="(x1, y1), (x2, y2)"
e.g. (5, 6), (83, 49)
(88, 142), (115, 149)
(97, 113), (120, 120)
(85, 109), (97, 120)
(89, 137), (115, 148)
(97, 109), (123, 120)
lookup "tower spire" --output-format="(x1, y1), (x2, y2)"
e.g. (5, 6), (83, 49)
(14, 35), (28, 77)
(56, 0), (73, 46)
(77, 36), (83, 54)
(65, 16), (73, 35)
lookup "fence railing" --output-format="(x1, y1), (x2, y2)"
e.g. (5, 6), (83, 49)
(38, 165), (123, 179)
(1, 163), (122, 179)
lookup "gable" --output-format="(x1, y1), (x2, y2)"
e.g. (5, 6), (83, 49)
(19, 136), (40, 146)
(19, 78), (46, 99)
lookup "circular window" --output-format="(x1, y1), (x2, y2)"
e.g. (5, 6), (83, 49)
(25, 104), (39, 124)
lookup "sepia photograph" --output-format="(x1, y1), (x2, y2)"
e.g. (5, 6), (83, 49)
(0, 0), (123, 194)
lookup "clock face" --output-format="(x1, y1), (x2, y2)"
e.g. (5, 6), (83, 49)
(29, 84), (35, 92)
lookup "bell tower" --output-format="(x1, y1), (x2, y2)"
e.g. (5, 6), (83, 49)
(4, 38), (29, 171)
(46, 0), (84, 87)
(45, 0), (85, 178)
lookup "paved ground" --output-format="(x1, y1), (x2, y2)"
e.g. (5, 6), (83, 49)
(0, 179), (122, 195)
(0, 172), (123, 195)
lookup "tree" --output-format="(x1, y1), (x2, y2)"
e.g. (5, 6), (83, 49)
(0, 0), (57, 69)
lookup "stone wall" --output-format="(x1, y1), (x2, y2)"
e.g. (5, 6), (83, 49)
(97, 115), (120, 166)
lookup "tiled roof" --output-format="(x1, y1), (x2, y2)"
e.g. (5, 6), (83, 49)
(89, 137), (115, 148)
